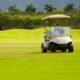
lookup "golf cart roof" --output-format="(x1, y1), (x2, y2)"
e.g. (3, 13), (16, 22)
(42, 14), (70, 20)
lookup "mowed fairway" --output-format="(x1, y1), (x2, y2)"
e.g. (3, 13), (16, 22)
(0, 28), (80, 80)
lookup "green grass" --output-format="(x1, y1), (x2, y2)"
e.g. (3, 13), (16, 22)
(0, 28), (45, 43)
(0, 28), (80, 80)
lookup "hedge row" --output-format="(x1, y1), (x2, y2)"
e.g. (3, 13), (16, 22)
(0, 14), (80, 30)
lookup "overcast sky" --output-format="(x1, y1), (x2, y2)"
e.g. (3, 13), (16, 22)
(0, 0), (80, 11)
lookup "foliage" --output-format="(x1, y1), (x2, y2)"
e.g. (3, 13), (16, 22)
(8, 5), (21, 13)
(23, 18), (42, 29)
(64, 3), (75, 13)
(0, 14), (10, 30)
(25, 4), (36, 13)
(44, 4), (54, 12)
(53, 9), (64, 14)
(0, 8), (80, 30)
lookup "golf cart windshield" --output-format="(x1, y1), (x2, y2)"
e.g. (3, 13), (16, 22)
(51, 27), (70, 37)
(44, 27), (71, 40)
(43, 14), (71, 38)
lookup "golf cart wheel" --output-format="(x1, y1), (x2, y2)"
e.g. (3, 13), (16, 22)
(49, 43), (56, 52)
(41, 44), (47, 53)
(68, 43), (74, 52)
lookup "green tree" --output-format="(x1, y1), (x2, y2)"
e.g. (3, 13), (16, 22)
(25, 4), (36, 13)
(0, 15), (9, 30)
(8, 5), (20, 13)
(44, 4), (54, 12)
(64, 3), (74, 13)
(79, 6), (80, 11)
(0, 8), (2, 12)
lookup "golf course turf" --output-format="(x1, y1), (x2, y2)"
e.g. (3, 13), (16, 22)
(0, 28), (80, 80)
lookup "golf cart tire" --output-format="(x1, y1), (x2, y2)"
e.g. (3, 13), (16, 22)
(41, 44), (47, 53)
(68, 43), (74, 52)
(49, 43), (56, 52)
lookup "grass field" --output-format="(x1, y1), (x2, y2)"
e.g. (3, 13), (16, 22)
(0, 28), (80, 80)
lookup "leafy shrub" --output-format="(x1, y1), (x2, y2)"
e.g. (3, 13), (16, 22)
(0, 15), (10, 30)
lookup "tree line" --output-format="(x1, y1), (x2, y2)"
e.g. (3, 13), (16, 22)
(0, 3), (80, 30)
(2, 3), (79, 13)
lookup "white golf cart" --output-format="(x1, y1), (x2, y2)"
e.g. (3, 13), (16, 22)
(41, 14), (74, 53)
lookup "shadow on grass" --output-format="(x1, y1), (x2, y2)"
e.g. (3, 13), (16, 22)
(27, 51), (71, 55)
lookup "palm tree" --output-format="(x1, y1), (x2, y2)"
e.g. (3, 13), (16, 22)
(64, 3), (74, 13)
(8, 5), (20, 12)
(25, 3), (36, 13)
(44, 4), (53, 12)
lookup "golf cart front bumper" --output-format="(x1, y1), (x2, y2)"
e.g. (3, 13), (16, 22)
(53, 43), (68, 50)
